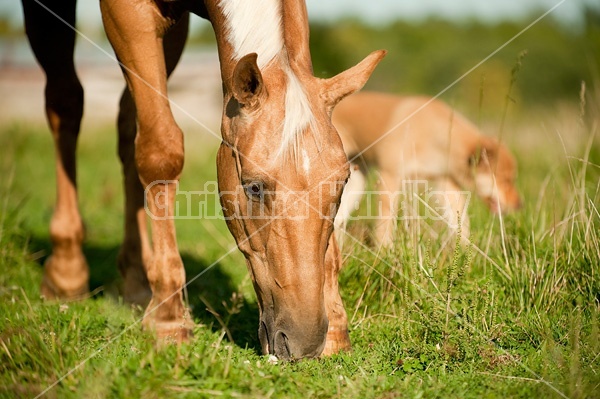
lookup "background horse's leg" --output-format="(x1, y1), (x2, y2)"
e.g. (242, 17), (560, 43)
(431, 177), (471, 243)
(101, 0), (191, 341)
(334, 164), (367, 249)
(322, 234), (352, 355)
(373, 170), (401, 247)
(22, 0), (89, 299)
(116, 15), (190, 307)
(116, 88), (151, 306)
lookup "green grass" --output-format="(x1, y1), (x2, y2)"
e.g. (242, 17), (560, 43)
(1, 105), (599, 398)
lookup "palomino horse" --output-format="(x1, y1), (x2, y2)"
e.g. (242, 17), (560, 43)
(22, 0), (385, 359)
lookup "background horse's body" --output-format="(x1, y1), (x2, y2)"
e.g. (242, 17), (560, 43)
(22, 0), (384, 359)
(332, 92), (521, 245)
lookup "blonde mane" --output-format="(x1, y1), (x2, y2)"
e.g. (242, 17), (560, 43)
(219, 0), (316, 160)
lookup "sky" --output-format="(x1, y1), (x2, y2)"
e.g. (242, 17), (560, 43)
(0, 0), (597, 30)
(306, 0), (594, 25)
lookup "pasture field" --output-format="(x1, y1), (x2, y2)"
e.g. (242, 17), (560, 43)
(0, 99), (599, 398)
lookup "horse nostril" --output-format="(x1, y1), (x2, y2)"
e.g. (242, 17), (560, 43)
(274, 331), (291, 359)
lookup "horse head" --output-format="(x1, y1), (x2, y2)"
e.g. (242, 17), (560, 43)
(216, 49), (385, 359)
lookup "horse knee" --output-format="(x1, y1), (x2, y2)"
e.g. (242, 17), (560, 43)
(135, 124), (184, 185)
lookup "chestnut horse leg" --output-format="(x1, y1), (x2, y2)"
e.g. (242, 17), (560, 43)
(101, 0), (191, 341)
(22, 0), (89, 299)
(322, 234), (352, 355)
(116, 15), (190, 307)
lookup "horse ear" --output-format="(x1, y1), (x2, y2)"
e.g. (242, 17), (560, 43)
(469, 137), (499, 168)
(232, 53), (265, 107)
(320, 50), (387, 109)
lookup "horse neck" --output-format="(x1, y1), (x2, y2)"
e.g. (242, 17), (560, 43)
(204, 0), (313, 93)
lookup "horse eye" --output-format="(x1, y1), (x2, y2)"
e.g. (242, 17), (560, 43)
(244, 181), (264, 201)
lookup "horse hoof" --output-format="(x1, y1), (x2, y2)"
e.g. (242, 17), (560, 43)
(124, 289), (152, 309)
(117, 250), (152, 307)
(153, 320), (194, 345)
(122, 274), (152, 308)
(41, 255), (89, 300)
(143, 308), (195, 345)
(321, 327), (351, 356)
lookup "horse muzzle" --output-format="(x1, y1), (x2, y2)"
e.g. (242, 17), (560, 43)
(259, 315), (328, 360)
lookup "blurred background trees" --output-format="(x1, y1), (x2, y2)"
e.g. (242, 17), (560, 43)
(307, 6), (600, 113)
